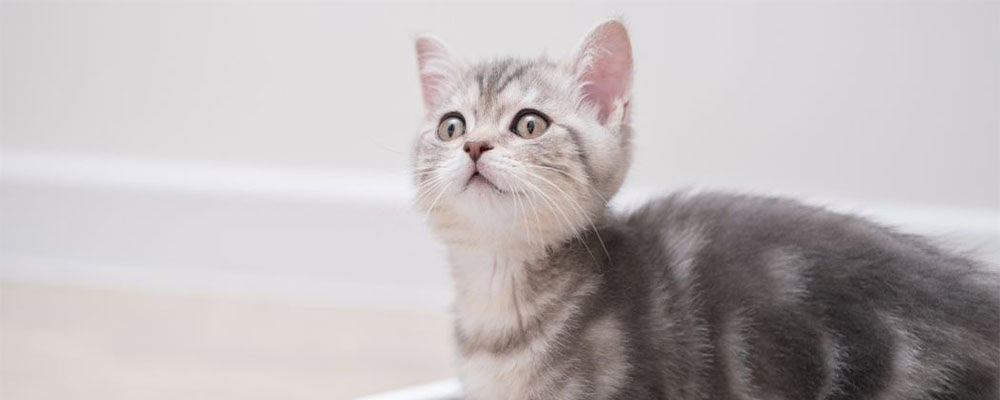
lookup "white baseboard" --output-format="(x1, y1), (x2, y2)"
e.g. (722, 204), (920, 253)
(2, 150), (997, 310)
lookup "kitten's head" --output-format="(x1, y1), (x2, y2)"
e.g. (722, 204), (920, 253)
(412, 20), (633, 248)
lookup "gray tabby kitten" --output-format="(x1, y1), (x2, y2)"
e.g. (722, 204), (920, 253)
(411, 19), (999, 400)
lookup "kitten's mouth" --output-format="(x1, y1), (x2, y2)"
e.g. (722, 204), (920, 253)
(466, 171), (504, 193)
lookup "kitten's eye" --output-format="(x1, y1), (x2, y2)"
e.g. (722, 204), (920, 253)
(437, 113), (466, 141)
(511, 110), (550, 139)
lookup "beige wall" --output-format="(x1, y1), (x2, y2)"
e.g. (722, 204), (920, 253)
(3, 0), (998, 209)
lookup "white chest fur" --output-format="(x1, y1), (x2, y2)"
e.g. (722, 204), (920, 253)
(448, 246), (553, 399)
(446, 245), (619, 400)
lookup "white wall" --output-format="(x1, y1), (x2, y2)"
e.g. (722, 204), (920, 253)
(2, 0), (998, 309)
(4, 0), (998, 208)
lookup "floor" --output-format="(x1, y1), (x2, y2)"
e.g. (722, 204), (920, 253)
(0, 281), (457, 400)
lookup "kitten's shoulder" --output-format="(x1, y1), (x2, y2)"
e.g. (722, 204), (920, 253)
(618, 190), (819, 232)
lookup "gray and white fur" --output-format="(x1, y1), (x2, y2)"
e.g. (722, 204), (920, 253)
(411, 19), (999, 400)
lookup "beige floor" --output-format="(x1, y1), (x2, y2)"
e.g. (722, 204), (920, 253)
(0, 281), (456, 400)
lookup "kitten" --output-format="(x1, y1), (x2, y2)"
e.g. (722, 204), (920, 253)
(411, 19), (999, 400)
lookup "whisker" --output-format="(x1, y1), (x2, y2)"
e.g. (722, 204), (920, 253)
(525, 164), (609, 204)
(414, 177), (448, 205)
(517, 167), (613, 266)
(511, 169), (601, 268)
(499, 173), (534, 244)
(424, 181), (452, 218)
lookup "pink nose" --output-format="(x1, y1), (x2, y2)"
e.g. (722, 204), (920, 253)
(463, 141), (494, 162)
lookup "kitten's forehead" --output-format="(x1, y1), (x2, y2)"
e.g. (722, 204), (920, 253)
(459, 58), (569, 122)
(469, 58), (549, 99)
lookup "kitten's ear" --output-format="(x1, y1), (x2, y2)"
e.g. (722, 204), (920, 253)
(415, 35), (461, 111)
(570, 19), (633, 124)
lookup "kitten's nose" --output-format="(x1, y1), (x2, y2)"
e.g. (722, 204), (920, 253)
(463, 141), (493, 162)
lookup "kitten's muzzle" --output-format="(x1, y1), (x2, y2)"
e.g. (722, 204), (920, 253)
(463, 141), (493, 162)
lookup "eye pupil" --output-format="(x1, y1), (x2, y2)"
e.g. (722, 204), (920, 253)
(509, 110), (549, 139)
(437, 114), (466, 141)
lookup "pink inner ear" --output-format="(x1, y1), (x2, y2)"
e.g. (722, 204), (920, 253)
(578, 21), (633, 124)
(415, 37), (455, 110)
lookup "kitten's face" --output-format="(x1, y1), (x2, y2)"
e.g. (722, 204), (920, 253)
(413, 21), (633, 247)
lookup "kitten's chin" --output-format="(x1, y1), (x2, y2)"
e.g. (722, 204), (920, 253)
(426, 174), (595, 249)
(454, 172), (519, 208)
(453, 183), (512, 213)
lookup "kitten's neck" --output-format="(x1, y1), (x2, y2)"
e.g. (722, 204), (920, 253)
(444, 228), (604, 354)
(432, 205), (610, 251)
(447, 243), (548, 323)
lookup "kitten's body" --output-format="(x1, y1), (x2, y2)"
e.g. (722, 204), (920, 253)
(411, 20), (999, 400)
(452, 192), (999, 400)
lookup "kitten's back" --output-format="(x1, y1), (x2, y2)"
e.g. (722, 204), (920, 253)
(621, 192), (999, 399)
